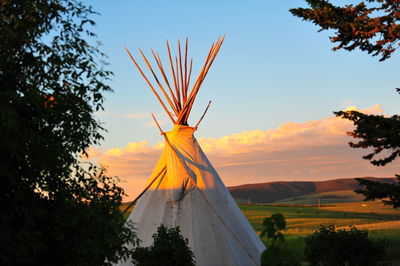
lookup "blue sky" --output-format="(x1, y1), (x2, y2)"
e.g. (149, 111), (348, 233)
(86, 0), (399, 148)
(83, 1), (399, 197)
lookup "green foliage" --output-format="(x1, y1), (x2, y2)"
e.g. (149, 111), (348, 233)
(0, 0), (137, 265)
(335, 102), (400, 167)
(131, 225), (195, 266)
(260, 213), (300, 266)
(355, 175), (400, 208)
(335, 90), (400, 208)
(290, 0), (400, 61)
(260, 213), (286, 243)
(240, 204), (400, 262)
(305, 225), (385, 266)
(260, 245), (301, 266)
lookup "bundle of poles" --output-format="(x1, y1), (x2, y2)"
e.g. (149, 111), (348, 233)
(126, 36), (225, 126)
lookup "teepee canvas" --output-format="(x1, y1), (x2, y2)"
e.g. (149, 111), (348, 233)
(119, 37), (265, 266)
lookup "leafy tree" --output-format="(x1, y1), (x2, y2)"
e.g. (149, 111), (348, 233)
(260, 213), (286, 243)
(260, 214), (300, 266)
(290, 0), (400, 61)
(131, 225), (195, 266)
(0, 0), (137, 265)
(290, 0), (400, 208)
(304, 225), (385, 266)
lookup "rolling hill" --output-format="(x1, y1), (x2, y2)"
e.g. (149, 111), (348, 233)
(228, 177), (395, 204)
(274, 190), (365, 205)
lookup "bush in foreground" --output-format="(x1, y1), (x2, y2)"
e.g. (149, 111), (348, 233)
(305, 225), (385, 266)
(131, 225), (195, 266)
(260, 213), (300, 266)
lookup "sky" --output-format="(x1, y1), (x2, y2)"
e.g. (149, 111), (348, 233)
(83, 1), (399, 199)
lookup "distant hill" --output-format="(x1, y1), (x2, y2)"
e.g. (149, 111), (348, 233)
(274, 190), (365, 205)
(228, 177), (395, 204)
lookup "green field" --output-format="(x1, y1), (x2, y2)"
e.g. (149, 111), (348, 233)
(274, 190), (365, 205)
(122, 200), (400, 264)
(240, 201), (400, 264)
(240, 201), (400, 234)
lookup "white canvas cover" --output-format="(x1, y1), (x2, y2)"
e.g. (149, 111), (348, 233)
(118, 125), (265, 266)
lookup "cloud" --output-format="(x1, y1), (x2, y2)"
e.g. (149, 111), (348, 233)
(96, 111), (150, 119)
(344, 104), (384, 114)
(142, 115), (169, 129)
(90, 104), (398, 200)
(96, 111), (169, 129)
(122, 113), (149, 119)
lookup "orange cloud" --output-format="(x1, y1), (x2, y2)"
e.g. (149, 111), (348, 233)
(90, 104), (398, 200)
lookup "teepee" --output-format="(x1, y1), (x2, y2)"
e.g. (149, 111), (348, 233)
(119, 37), (265, 266)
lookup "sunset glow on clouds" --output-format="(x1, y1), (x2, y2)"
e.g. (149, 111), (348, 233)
(89, 105), (399, 200)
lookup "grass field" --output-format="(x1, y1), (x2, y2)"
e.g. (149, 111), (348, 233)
(274, 190), (365, 205)
(240, 201), (400, 264)
(240, 201), (400, 234)
(122, 200), (400, 264)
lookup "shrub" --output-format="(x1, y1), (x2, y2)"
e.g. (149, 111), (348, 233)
(305, 225), (385, 266)
(260, 213), (286, 243)
(260, 213), (300, 266)
(131, 225), (195, 266)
